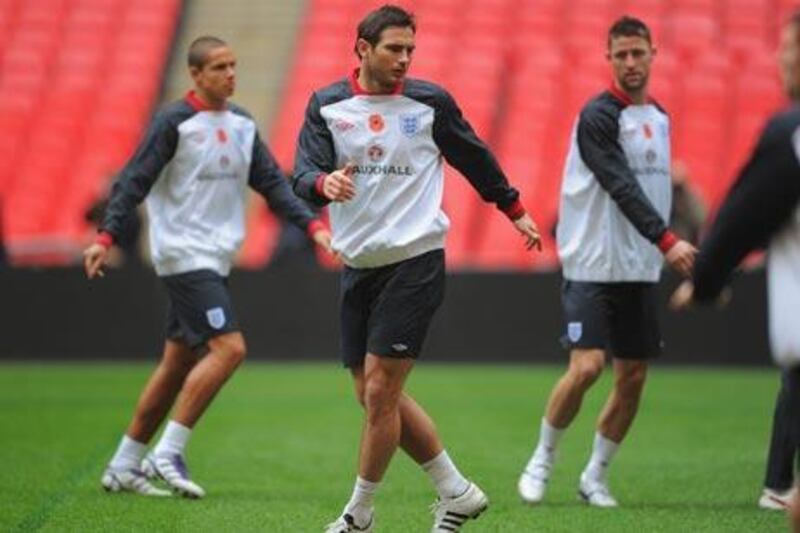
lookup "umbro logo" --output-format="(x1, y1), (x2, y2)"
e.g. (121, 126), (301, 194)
(333, 119), (356, 133)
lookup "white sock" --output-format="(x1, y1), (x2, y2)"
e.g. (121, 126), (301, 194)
(528, 418), (564, 468)
(583, 432), (620, 481)
(343, 476), (379, 526)
(109, 435), (147, 471)
(422, 450), (470, 499)
(153, 420), (192, 457)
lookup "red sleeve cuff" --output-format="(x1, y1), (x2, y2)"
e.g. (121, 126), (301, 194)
(306, 219), (326, 238)
(314, 173), (327, 198)
(95, 231), (114, 249)
(658, 230), (678, 254)
(500, 199), (527, 221)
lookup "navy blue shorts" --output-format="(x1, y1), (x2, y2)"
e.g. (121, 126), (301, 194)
(340, 249), (445, 368)
(560, 280), (662, 360)
(161, 269), (240, 349)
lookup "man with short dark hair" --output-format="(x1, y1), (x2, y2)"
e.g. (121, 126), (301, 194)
(517, 16), (696, 508)
(293, 5), (541, 532)
(84, 36), (331, 498)
(671, 12), (800, 520)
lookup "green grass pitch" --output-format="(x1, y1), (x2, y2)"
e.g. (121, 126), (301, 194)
(0, 363), (790, 532)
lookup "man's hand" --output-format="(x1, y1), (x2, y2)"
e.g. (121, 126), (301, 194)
(83, 243), (109, 279)
(513, 213), (543, 251)
(669, 280), (733, 311)
(664, 239), (697, 278)
(668, 280), (694, 311)
(322, 163), (356, 202)
(311, 228), (335, 256)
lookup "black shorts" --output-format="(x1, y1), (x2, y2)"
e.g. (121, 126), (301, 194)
(560, 280), (662, 360)
(340, 249), (445, 368)
(161, 269), (240, 349)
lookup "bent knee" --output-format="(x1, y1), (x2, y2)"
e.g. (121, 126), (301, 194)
(362, 379), (400, 415)
(211, 334), (247, 366)
(569, 359), (604, 388)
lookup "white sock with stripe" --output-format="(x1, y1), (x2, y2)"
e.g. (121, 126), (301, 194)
(583, 432), (620, 481)
(343, 476), (379, 527)
(423, 450), (470, 499)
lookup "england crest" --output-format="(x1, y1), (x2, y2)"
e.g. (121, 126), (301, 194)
(206, 307), (226, 330)
(567, 321), (583, 343)
(398, 114), (420, 138)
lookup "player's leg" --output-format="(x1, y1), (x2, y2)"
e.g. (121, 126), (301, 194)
(545, 349), (607, 428)
(348, 362), (486, 533)
(359, 353), (414, 480)
(760, 368), (800, 510)
(102, 312), (198, 496)
(790, 489), (800, 533)
(596, 359), (647, 441)
(144, 331), (245, 498)
(395, 391), (487, 532)
(790, 369), (800, 530)
(518, 349), (605, 504)
(328, 354), (412, 533)
(146, 270), (244, 498)
(351, 368), (472, 499)
(578, 283), (658, 508)
(169, 331), (246, 427)
(577, 358), (646, 507)
(327, 264), (378, 532)
(329, 250), (486, 532)
(127, 340), (198, 442)
(520, 281), (608, 504)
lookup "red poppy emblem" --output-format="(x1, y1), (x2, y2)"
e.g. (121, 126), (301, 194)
(217, 129), (228, 143)
(643, 123), (653, 139)
(368, 113), (385, 133)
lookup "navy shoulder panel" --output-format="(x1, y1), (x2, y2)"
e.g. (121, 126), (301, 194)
(227, 102), (256, 123)
(156, 99), (197, 127)
(577, 91), (625, 137)
(763, 105), (800, 139)
(314, 78), (352, 107)
(582, 91), (624, 121)
(402, 78), (448, 108)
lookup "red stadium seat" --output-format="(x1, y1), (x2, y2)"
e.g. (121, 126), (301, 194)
(0, 0), (180, 262)
(671, 0), (719, 16)
(663, 12), (719, 60)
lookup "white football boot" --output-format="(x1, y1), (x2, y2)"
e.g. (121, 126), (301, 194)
(430, 482), (488, 532)
(101, 466), (172, 497)
(758, 487), (795, 510)
(518, 455), (553, 504)
(323, 512), (374, 532)
(578, 471), (618, 508)
(142, 452), (205, 499)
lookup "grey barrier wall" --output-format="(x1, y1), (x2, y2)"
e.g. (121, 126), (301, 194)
(0, 266), (769, 365)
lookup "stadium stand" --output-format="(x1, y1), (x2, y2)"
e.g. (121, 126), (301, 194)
(0, 0), (180, 264)
(0, 0), (787, 269)
(260, 0), (787, 270)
